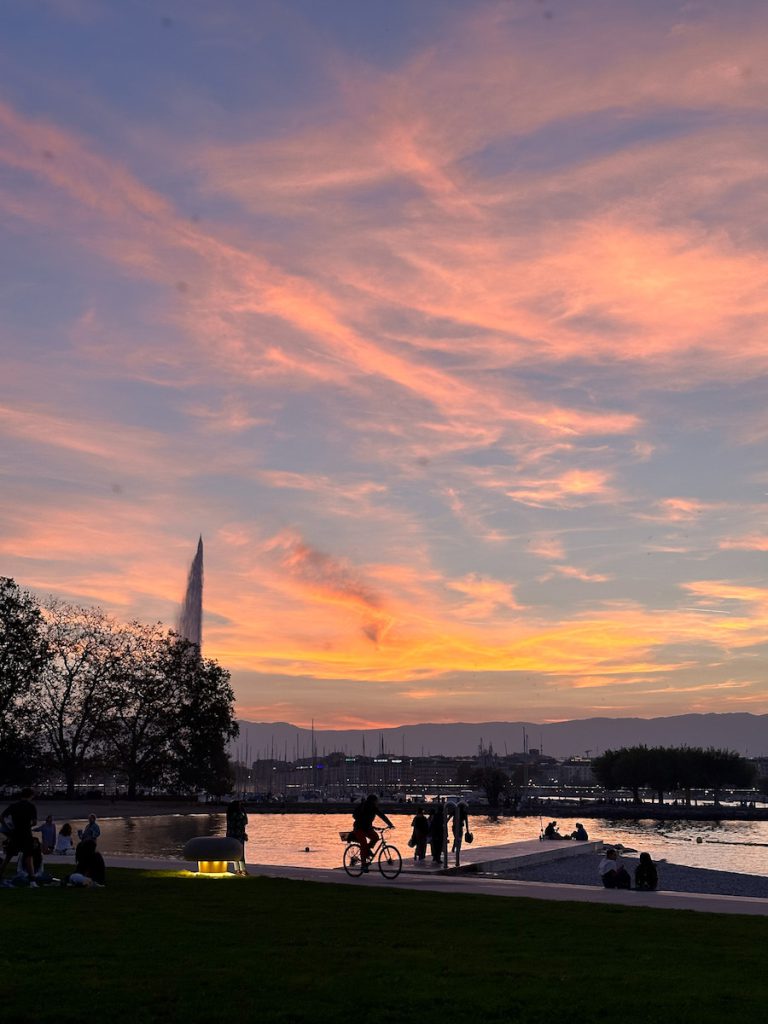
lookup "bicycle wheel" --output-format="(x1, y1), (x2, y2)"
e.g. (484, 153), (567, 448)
(378, 843), (402, 879)
(343, 843), (364, 878)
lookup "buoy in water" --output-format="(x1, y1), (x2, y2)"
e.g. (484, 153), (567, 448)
(696, 837), (703, 844)
(304, 846), (310, 852)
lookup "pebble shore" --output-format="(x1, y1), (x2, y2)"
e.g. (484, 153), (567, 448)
(497, 853), (768, 899)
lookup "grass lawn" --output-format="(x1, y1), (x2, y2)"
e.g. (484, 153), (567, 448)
(2, 867), (766, 1023)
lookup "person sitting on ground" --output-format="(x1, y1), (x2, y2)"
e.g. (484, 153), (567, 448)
(54, 822), (74, 855)
(77, 814), (100, 844)
(571, 822), (589, 841)
(14, 837), (56, 886)
(351, 794), (394, 872)
(599, 848), (631, 889)
(634, 851), (658, 892)
(543, 820), (563, 840)
(67, 839), (106, 887)
(599, 848), (619, 887)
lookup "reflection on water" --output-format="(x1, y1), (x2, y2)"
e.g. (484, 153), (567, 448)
(57, 812), (768, 875)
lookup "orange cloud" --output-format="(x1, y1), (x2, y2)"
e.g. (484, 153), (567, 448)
(507, 469), (613, 508)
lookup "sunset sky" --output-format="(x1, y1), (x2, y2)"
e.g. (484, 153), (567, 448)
(3, 0), (768, 728)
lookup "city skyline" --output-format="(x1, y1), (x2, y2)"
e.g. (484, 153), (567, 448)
(2, 1), (768, 727)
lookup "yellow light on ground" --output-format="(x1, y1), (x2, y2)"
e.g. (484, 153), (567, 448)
(198, 860), (229, 874)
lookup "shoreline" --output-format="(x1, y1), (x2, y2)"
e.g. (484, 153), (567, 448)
(496, 852), (768, 899)
(29, 798), (768, 824)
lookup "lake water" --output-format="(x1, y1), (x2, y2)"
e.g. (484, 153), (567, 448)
(56, 812), (768, 876)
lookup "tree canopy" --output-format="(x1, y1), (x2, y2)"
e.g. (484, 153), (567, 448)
(0, 578), (238, 795)
(592, 745), (756, 804)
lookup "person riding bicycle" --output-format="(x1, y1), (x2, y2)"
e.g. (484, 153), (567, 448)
(351, 795), (394, 872)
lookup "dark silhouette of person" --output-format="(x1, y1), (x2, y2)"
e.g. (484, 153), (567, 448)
(428, 804), (445, 863)
(410, 807), (429, 862)
(572, 822), (589, 841)
(544, 820), (562, 839)
(634, 852), (658, 891)
(0, 788), (37, 881)
(69, 839), (106, 886)
(351, 795), (394, 872)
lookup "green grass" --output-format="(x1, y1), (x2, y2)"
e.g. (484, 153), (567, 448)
(2, 867), (765, 1023)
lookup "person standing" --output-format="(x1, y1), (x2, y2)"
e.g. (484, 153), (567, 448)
(410, 807), (429, 863)
(35, 815), (57, 854)
(428, 804), (445, 864)
(226, 799), (249, 875)
(0, 788), (38, 881)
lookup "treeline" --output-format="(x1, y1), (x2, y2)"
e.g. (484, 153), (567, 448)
(592, 745), (756, 805)
(0, 577), (238, 798)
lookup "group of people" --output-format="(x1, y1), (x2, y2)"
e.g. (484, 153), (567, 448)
(599, 849), (658, 891)
(350, 795), (472, 870)
(0, 789), (106, 888)
(543, 820), (589, 841)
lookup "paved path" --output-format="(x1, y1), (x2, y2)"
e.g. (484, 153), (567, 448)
(103, 854), (768, 917)
(453, 837), (600, 872)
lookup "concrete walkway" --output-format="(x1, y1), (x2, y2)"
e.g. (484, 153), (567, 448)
(452, 837), (601, 872)
(102, 854), (768, 917)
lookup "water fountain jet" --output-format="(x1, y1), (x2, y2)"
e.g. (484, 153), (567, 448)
(178, 535), (203, 649)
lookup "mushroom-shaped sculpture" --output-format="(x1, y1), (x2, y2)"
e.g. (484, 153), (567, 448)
(183, 836), (244, 874)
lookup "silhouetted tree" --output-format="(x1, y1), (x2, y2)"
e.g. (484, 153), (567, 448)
(593, 744), (755, 805)
(38, 601), (123, 797)
(163, 635), (238, 796)
(591, 749), (621, 791)
(700, 747), (755, 804)
(464, 766), (511, 807)
(101, 621), (180, 799)
(645, 746), (679, 805)
(675, 746), (700, 807)
(0, 578), (49, 783)
(597, 746), (653, 803)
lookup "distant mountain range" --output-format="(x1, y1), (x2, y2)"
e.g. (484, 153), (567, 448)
(233, 713), (768, 761)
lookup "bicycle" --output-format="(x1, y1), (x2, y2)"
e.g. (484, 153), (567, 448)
(341, 826), (402, 879)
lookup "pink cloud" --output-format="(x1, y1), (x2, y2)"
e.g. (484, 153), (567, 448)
(720, 534), (768, 552)
(529, 536), (566, 561)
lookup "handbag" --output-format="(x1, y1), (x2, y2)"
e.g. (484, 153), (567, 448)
(464, 831), (474, 844)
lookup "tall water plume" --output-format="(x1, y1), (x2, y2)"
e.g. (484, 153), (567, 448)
(178, 536), (203, 648)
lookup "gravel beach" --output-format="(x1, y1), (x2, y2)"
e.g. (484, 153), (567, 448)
(496, 853), (768, 899)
